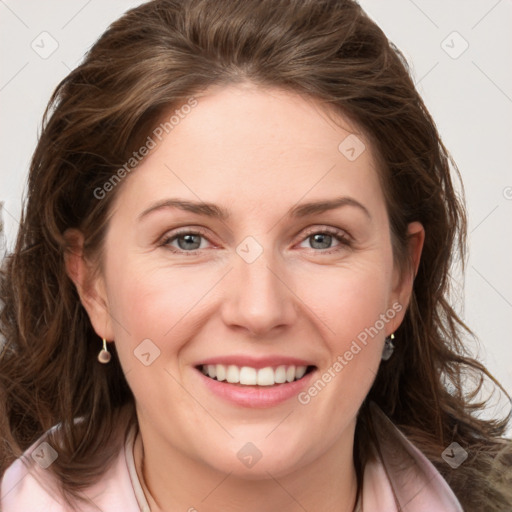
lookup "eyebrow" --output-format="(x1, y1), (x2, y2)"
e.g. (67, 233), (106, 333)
(138, 196), (371, 221)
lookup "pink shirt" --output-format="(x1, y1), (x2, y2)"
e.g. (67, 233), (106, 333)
(1, 407), (463, 511)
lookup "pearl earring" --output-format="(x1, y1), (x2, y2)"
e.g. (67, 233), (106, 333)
(98, 338), (111, 364)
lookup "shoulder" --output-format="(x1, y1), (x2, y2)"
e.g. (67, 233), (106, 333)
(362, 403), (464, 512)
(0, 422), (141, 512)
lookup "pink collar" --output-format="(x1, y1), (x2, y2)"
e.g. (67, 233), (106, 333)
(357, 403), (463, 511)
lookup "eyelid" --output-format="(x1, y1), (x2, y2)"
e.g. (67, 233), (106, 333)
(299, 225), (352, 242)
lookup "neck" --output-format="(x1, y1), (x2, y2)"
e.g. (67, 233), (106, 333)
(133, 424), (359, 512)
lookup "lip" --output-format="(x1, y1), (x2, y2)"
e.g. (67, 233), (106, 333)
(194, 365), (317, 408)
(195, 355), (314, 369)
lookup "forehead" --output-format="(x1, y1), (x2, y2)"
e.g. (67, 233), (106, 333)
(111, 83), (384, 219)
(164, 82), (367, 163)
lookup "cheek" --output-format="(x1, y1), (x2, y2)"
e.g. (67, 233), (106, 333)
(103, 259), (210, 416)
(297, 270), (391, 408)
(298, 261), (393, 348)
(105, 254), (214, 352)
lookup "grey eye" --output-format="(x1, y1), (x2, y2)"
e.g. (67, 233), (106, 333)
(176, 233), (203, 250)
(308, 233), (334, 250)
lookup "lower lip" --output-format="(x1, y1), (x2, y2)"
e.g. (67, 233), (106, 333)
(196, 368), (316, 408)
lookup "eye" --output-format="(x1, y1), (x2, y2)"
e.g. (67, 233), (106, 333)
(298, 227), (351, 254)
(160, 229), (213, 254)
(159, 226), (351, 255)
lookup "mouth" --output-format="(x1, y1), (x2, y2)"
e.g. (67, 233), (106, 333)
(193, 356), (318, 407)
(196, 363), (316, 386)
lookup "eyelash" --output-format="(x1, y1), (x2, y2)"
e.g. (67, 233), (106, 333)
(159, 226), (352, 256)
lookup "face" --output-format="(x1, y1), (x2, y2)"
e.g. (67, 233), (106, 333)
(70, 82), (422, 479)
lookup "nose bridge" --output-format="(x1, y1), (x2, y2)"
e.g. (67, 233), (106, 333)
(222, 234), (295, 335)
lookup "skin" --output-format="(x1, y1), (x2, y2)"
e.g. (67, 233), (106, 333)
(65, 82), (424, 512)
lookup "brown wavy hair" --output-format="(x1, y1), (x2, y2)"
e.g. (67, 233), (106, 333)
(1, 0), (511, 510)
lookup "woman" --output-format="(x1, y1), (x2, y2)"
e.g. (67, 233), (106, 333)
(1, 0), (511, 510)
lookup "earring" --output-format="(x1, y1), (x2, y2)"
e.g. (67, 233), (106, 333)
(98, 338), (111, 364)
(381, 333), (395, 361)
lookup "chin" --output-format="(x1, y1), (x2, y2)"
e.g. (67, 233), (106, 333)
(196, 435), (316, 480)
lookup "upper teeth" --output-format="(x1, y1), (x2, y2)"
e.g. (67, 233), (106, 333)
(201, 364), (308, 386)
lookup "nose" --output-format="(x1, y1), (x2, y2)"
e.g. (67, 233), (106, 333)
(220, 243), (298, 338)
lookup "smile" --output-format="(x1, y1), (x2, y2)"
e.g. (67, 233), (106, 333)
(199, 364), (314, 386)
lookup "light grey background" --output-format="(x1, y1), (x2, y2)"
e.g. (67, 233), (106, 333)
(1, 1), (511, 423)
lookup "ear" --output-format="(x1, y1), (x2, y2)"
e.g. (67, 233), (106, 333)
(63, 228), (115, 341)
(386, 221), (425, 335)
